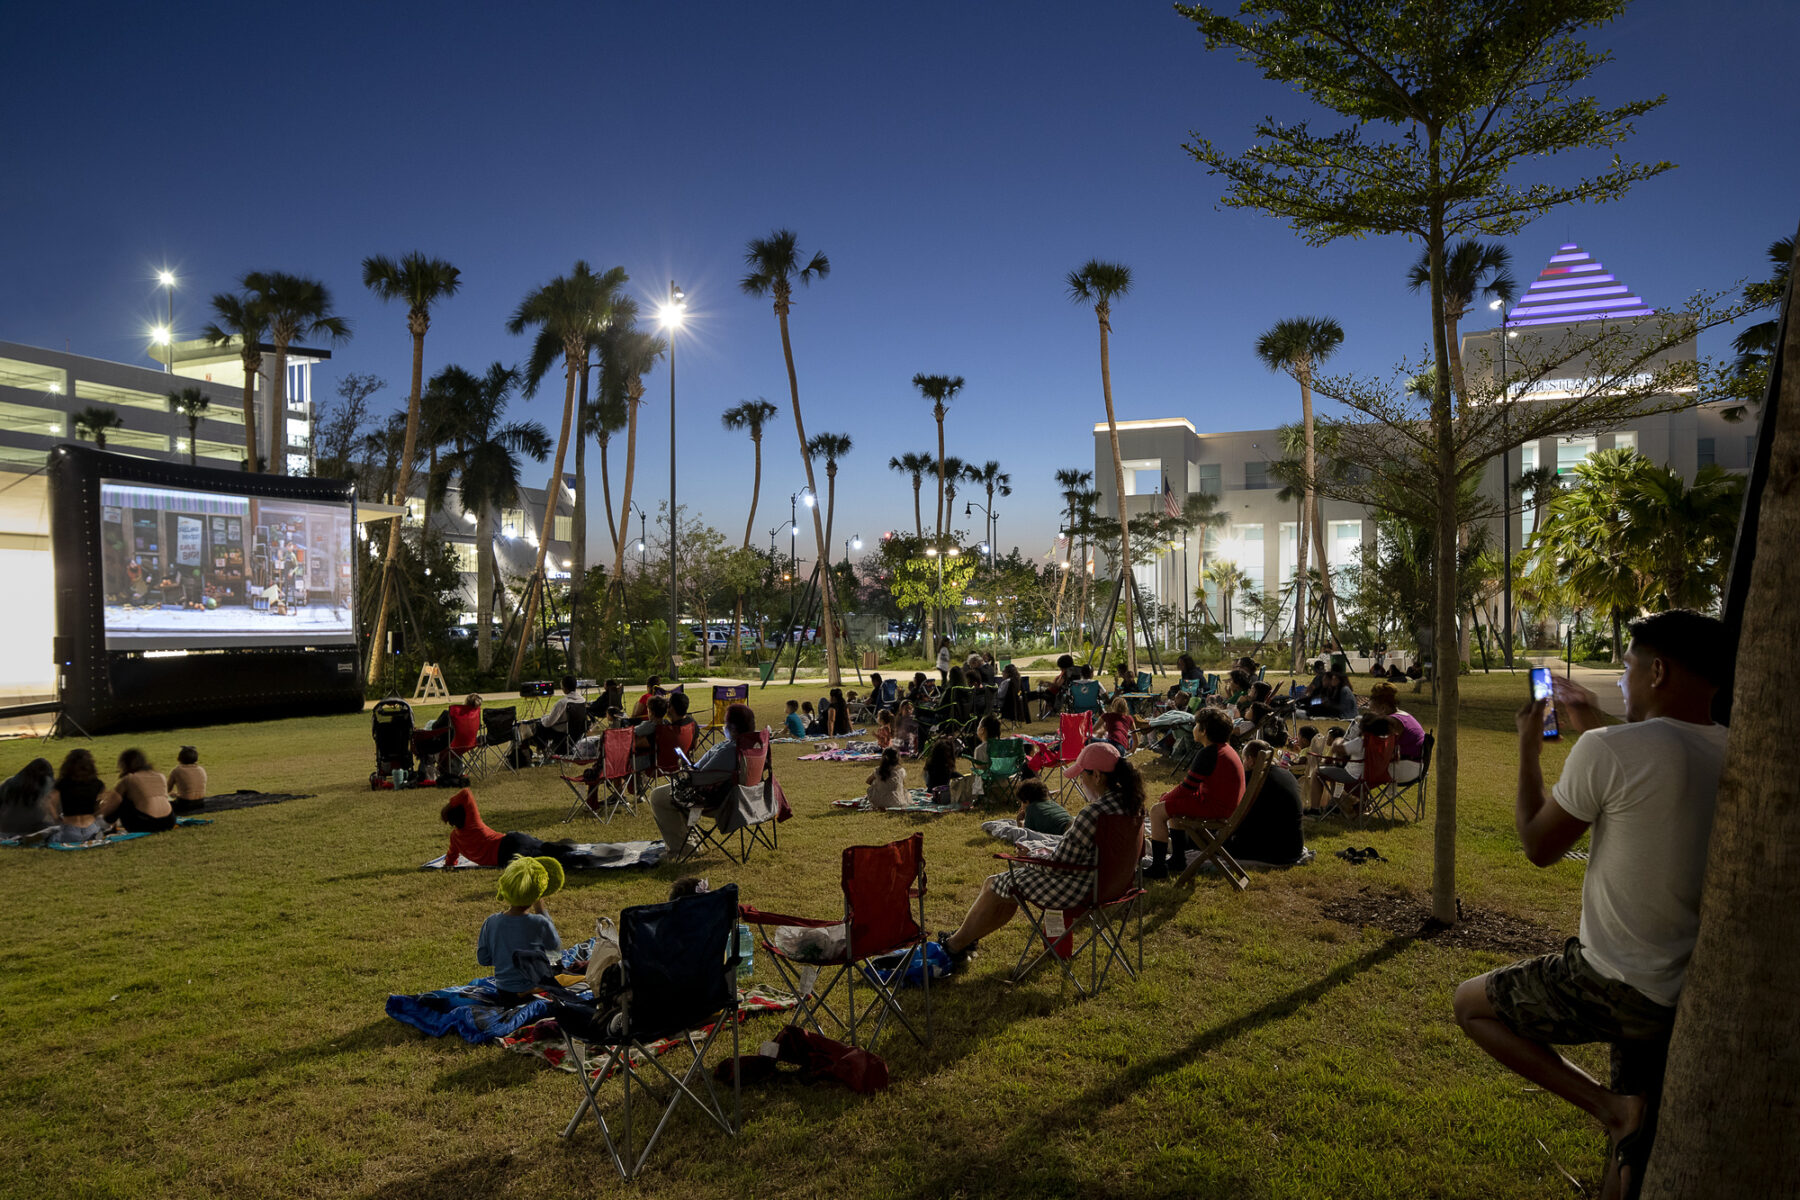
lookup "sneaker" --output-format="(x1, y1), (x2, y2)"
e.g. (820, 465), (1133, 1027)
(934, 932), (975, 973)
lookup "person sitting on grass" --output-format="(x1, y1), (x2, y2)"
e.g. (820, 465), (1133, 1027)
(895, 702), (921, 756)
(864, 748), (907, 812)
(923, 738), (961, 793)
(784, 700), (807, 740)
(477, 855), (564, 1008)
(1453, 610), (1730, 1200)
(936, 742), (1144, 970)
(439, 788), (607, 870)
(47, 749), (110, 845)
(801, 700), (824, 736)
(1014, 777), (1071, 835)
(98, 749), (175, 834)
(827, 687), (852, 736)
(166, 745), (207, 813)
(1096, 697), (1134, 751)
(0, 757), (56, 836)
(872, 710), (896, 749)
(970, 716), (1003, 768)
(1147, 711), (1243, 880)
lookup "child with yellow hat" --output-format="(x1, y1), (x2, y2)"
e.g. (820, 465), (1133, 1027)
(477, 855), (566, 1006)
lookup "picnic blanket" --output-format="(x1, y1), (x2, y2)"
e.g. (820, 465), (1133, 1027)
(796, 741), (884, 763)
(771, 729), (866, 744)
(832, 788), (964, 815)
(502, 985), (801, 1080)
(186, 790), (311, 813)
(421, 840), (666, 871)
(386, 940), (597, 1043)
(1, 817), (211, 851)
(980, 819), (1315, 872)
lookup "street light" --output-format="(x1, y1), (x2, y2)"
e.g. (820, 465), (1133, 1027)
(660, 282), (685, 675)
(844, 534), (861, 565)
(789, 488), (813, 584)
(156, 269), (175, 373)
(630, 502), (648, 579)
(965, 498), (998, 570)
(1492, 297), (1515, 668)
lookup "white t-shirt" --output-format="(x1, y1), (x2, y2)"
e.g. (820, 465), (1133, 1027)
(1551, 717), (1729, 1007)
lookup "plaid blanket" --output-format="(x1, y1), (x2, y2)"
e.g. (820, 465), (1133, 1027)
(832, 788), (964, 814)
(1, 817), (211, 851)
(421, 840), (665, 871)
(385, 941), (598, 1043)
(771, 729), (866, 744)
(979, 818), (1314, 871)
(501, 985), (800, 1079)
(796, 741), (884, 763)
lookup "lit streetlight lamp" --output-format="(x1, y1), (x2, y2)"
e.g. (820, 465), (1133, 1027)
(659, 282), (686, 674)
(156, 269), (175, 373)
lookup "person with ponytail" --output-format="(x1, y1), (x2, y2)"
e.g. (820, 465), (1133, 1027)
(1222, 738), (1306, 865)
(935, 742), (1145, 971)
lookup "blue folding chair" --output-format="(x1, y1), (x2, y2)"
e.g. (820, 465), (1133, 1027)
(1065, 680), (1104, 716)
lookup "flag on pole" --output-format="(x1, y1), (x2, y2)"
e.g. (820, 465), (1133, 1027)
(1162, 476), (1180, 519)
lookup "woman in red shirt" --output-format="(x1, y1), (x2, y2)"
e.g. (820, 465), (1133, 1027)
(1147, 710), (1244, 878)
(439, 789), (605, 869)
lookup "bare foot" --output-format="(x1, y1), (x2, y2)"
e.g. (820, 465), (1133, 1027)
(1599, 1093), (1648, 1200)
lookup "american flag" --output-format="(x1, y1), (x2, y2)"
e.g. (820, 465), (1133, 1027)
(1162, 477), (1180, 519)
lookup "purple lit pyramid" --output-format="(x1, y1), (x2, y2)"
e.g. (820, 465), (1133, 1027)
(1505, 243), (1655, 328)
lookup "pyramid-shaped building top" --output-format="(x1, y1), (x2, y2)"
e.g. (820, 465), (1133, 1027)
(1505, 243), (1655, 328)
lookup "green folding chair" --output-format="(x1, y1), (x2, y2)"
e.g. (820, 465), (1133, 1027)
(974, 737), (1026, 806)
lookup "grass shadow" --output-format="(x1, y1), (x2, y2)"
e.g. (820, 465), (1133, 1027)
(209, 1017), (416, 1086)
(429, 1052), (542, 1094)
(353, 1152), (520, 1200)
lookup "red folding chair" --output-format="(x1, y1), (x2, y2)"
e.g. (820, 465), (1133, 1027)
(653, 720), (700, 786)
(562, 727), (636, 823)
(999, 812), (1146, 998)
(740, 832), (930, 1048)
(445, 704), (483, 777)
(1334, 733), (1398, 823)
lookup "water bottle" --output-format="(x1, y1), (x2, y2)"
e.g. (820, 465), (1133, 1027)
(736, 923), (755, 979)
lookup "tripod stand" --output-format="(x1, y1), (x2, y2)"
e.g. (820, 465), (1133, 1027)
(1085, 564), (1163, 678)
(760, 562), (864, 689)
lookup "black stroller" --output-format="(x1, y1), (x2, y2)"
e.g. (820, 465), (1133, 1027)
(371, 697), (415, 786)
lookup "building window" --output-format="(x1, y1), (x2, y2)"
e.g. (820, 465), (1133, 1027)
(501, 508), (524, 538)
(1234, 525), (1265, 634)
(1278, 522), (1298, 584)
(1330, 520), (1363, 569)
(1244, 461), (1272, 490)
(0, 357), (66, 392)
(1612, 430), (1637, 454)
(1697, 437), (1715, 468)
(449, 542), (479, 574)
(1192, 463), (1221, 496)
(1557, 437), (1595, 475)
(554, 515), (572, 542)
(75, 380), (169, 413)
(1121, 458), (1162, 496)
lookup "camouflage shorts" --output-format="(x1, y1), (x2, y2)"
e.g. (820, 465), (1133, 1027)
(1486, 938), (1676, 1093)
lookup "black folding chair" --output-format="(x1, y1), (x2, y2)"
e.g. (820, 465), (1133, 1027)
(532, 885), (743, 1181)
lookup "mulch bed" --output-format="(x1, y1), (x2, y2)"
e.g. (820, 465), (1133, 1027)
(1320, 887), (1564, 957)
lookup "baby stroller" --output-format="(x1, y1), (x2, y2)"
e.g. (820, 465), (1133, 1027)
(371, 697), (415, 787)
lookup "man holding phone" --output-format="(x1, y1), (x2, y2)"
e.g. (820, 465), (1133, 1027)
(1452, 610), (1730, 1200)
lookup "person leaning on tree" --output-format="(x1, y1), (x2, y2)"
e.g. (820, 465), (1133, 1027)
(1452, 610), (1730, 1200)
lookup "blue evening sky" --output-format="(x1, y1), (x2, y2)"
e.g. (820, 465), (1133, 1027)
(5, 0), (1794, 564)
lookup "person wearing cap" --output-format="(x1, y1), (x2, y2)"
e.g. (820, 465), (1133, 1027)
(477, 855), (564, 1006)
(1365, 683), (1425, 782)
(935, 740), (1147, 971)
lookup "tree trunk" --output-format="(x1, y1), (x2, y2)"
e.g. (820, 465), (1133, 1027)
(269, 338), (290, 476)
(476, 510), (495, 671)
(509, 355), (578, 687)
(1295, 363), (1315, 674)
(1643, 262), (1798, 1196)
(932, 417), (946, 652)
(1426, 130), (1461, 927)
(732, 432), (763, 661)
(571, 363), (589, 674)
(366, 322), (428, 686)
(599, 434), (618, 563)
(777, 300), (838, 686)
(1098, 310), (1135, 675)
(240, 358), (260, 471)
(600, 390), (642, 640)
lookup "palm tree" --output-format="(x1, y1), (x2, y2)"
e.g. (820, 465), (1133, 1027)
(359, 253), (458, 686)
(74, 406), (123, 450)
(1407, 239), (1515, 406)
(1255, 315), (1345, 672)
(240, 271), (351, 475)
(200, 291), (269, 470)
(1204, 559), (1251, 640)
(359, 411), (417, 503)
(166, 387), (210, 465)
(587, 391), (630, 559)
(806, 432), (854, 554)
(888, 451), (934, 539)
(909, 374), (963, 651)
(964, 459), (1012, 550)
(429, 363), (549, 671)
(741, 229), (840, 685)
(940, 455), (969, 515)
(507, 262), (631, 684)
(1052, 467), (1093, 641)
(593, 307), (664, 644)
(721, 399), (780, 658)
(1071, 485), (1102, 642)
(1068, 259), (1137, 671)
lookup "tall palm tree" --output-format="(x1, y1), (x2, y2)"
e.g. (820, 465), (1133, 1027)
(240, 271), (351, 476)
(166, 387), (210, 465)
(806, 432), (854, 563)
(429, 363), (549, 671)
(359, 411), (417, 503)
(1052, 467), (1093, 641)
(723, 398), (781, 658)
(200, 291), (269, 470)
(939, 456), (969, 524)
(506, 261), (630, 685)
(1068, 259), (1136, 671)
(1406, 239), (1515, 406)
(1255, 315), (1345, 673)
(587, 390), (629, 559)
(1204, 559), (1251, 640)
(964, 459), (1012, 552)
(910, 375), (963, 650)
(888, 451), (934, 539)
(74, 406), (123, 450)
(359, 253), (458, 686)
(593, 307), (663, 643)
(741, 229), (839, 684)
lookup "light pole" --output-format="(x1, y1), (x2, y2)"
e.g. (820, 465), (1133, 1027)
(157, 269), (175, 373)
(659, 282), (685, 676)
(1492, 298), (1515, 668)
(844, 534), (861, 568)
(964, 499), (996, 571)
(790, 486), (814, 587)
(630, 502), (648, 580)
(924, 542), (962, 645)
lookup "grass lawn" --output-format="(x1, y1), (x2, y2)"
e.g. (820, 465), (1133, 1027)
(0, 671), (1611, 1199)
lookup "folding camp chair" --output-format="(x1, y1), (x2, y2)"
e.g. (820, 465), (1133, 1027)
(537, 884), (743, 1181)
(563, 727), (638, 823)
(741, 832), (930, 1049)
(1178, 677), (1201, 700)
(443, 704), (483, 779)
(653, 721), (699, 787)
(999, 813), (1145, 998)
(1034, 713), (1091, 800)
(469, 706), (522, 779)
(679, 730), (782, 864)
(1064, 680), (1103, 717)
(1169, 783), (1264, 891)
(1204, 673), (1220, 695)
(1366, 732), (1433, 823)
(695, 684), (748, 752)
(370, 697), (414, 777)
(1313, 733), (1398, 823)
(973, 737), (1026, 806)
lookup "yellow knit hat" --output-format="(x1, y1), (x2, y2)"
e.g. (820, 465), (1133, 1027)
(496, 856), (566, 907)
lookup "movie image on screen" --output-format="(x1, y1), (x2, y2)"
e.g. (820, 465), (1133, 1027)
(98, 480), (355, 650)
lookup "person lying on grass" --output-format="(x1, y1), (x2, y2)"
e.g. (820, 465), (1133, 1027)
(1453, 610), (1730, 1200)
(439, 789), (610, 871)
(936, 742), (1144, 971)
(478, 855), (564, 1007)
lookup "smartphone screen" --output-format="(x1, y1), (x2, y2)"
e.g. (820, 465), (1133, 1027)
(1530, 667), (1553, 702)
(1541, 703), (1561, 741)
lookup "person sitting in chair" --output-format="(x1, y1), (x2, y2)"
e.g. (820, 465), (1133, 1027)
(532, 675), (586, 756)
(646, 703), (759, 850)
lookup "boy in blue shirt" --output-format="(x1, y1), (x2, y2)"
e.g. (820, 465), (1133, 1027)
(477, 855), (565, 1006)
(784, 700), (808, 740)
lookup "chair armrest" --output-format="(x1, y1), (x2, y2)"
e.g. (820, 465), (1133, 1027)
(738, 904), (841, 929)
(995, 853), (1094, 873)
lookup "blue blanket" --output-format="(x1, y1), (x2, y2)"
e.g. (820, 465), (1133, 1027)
(386, 943), (593, 1044)
(1, 817), (211, 851)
